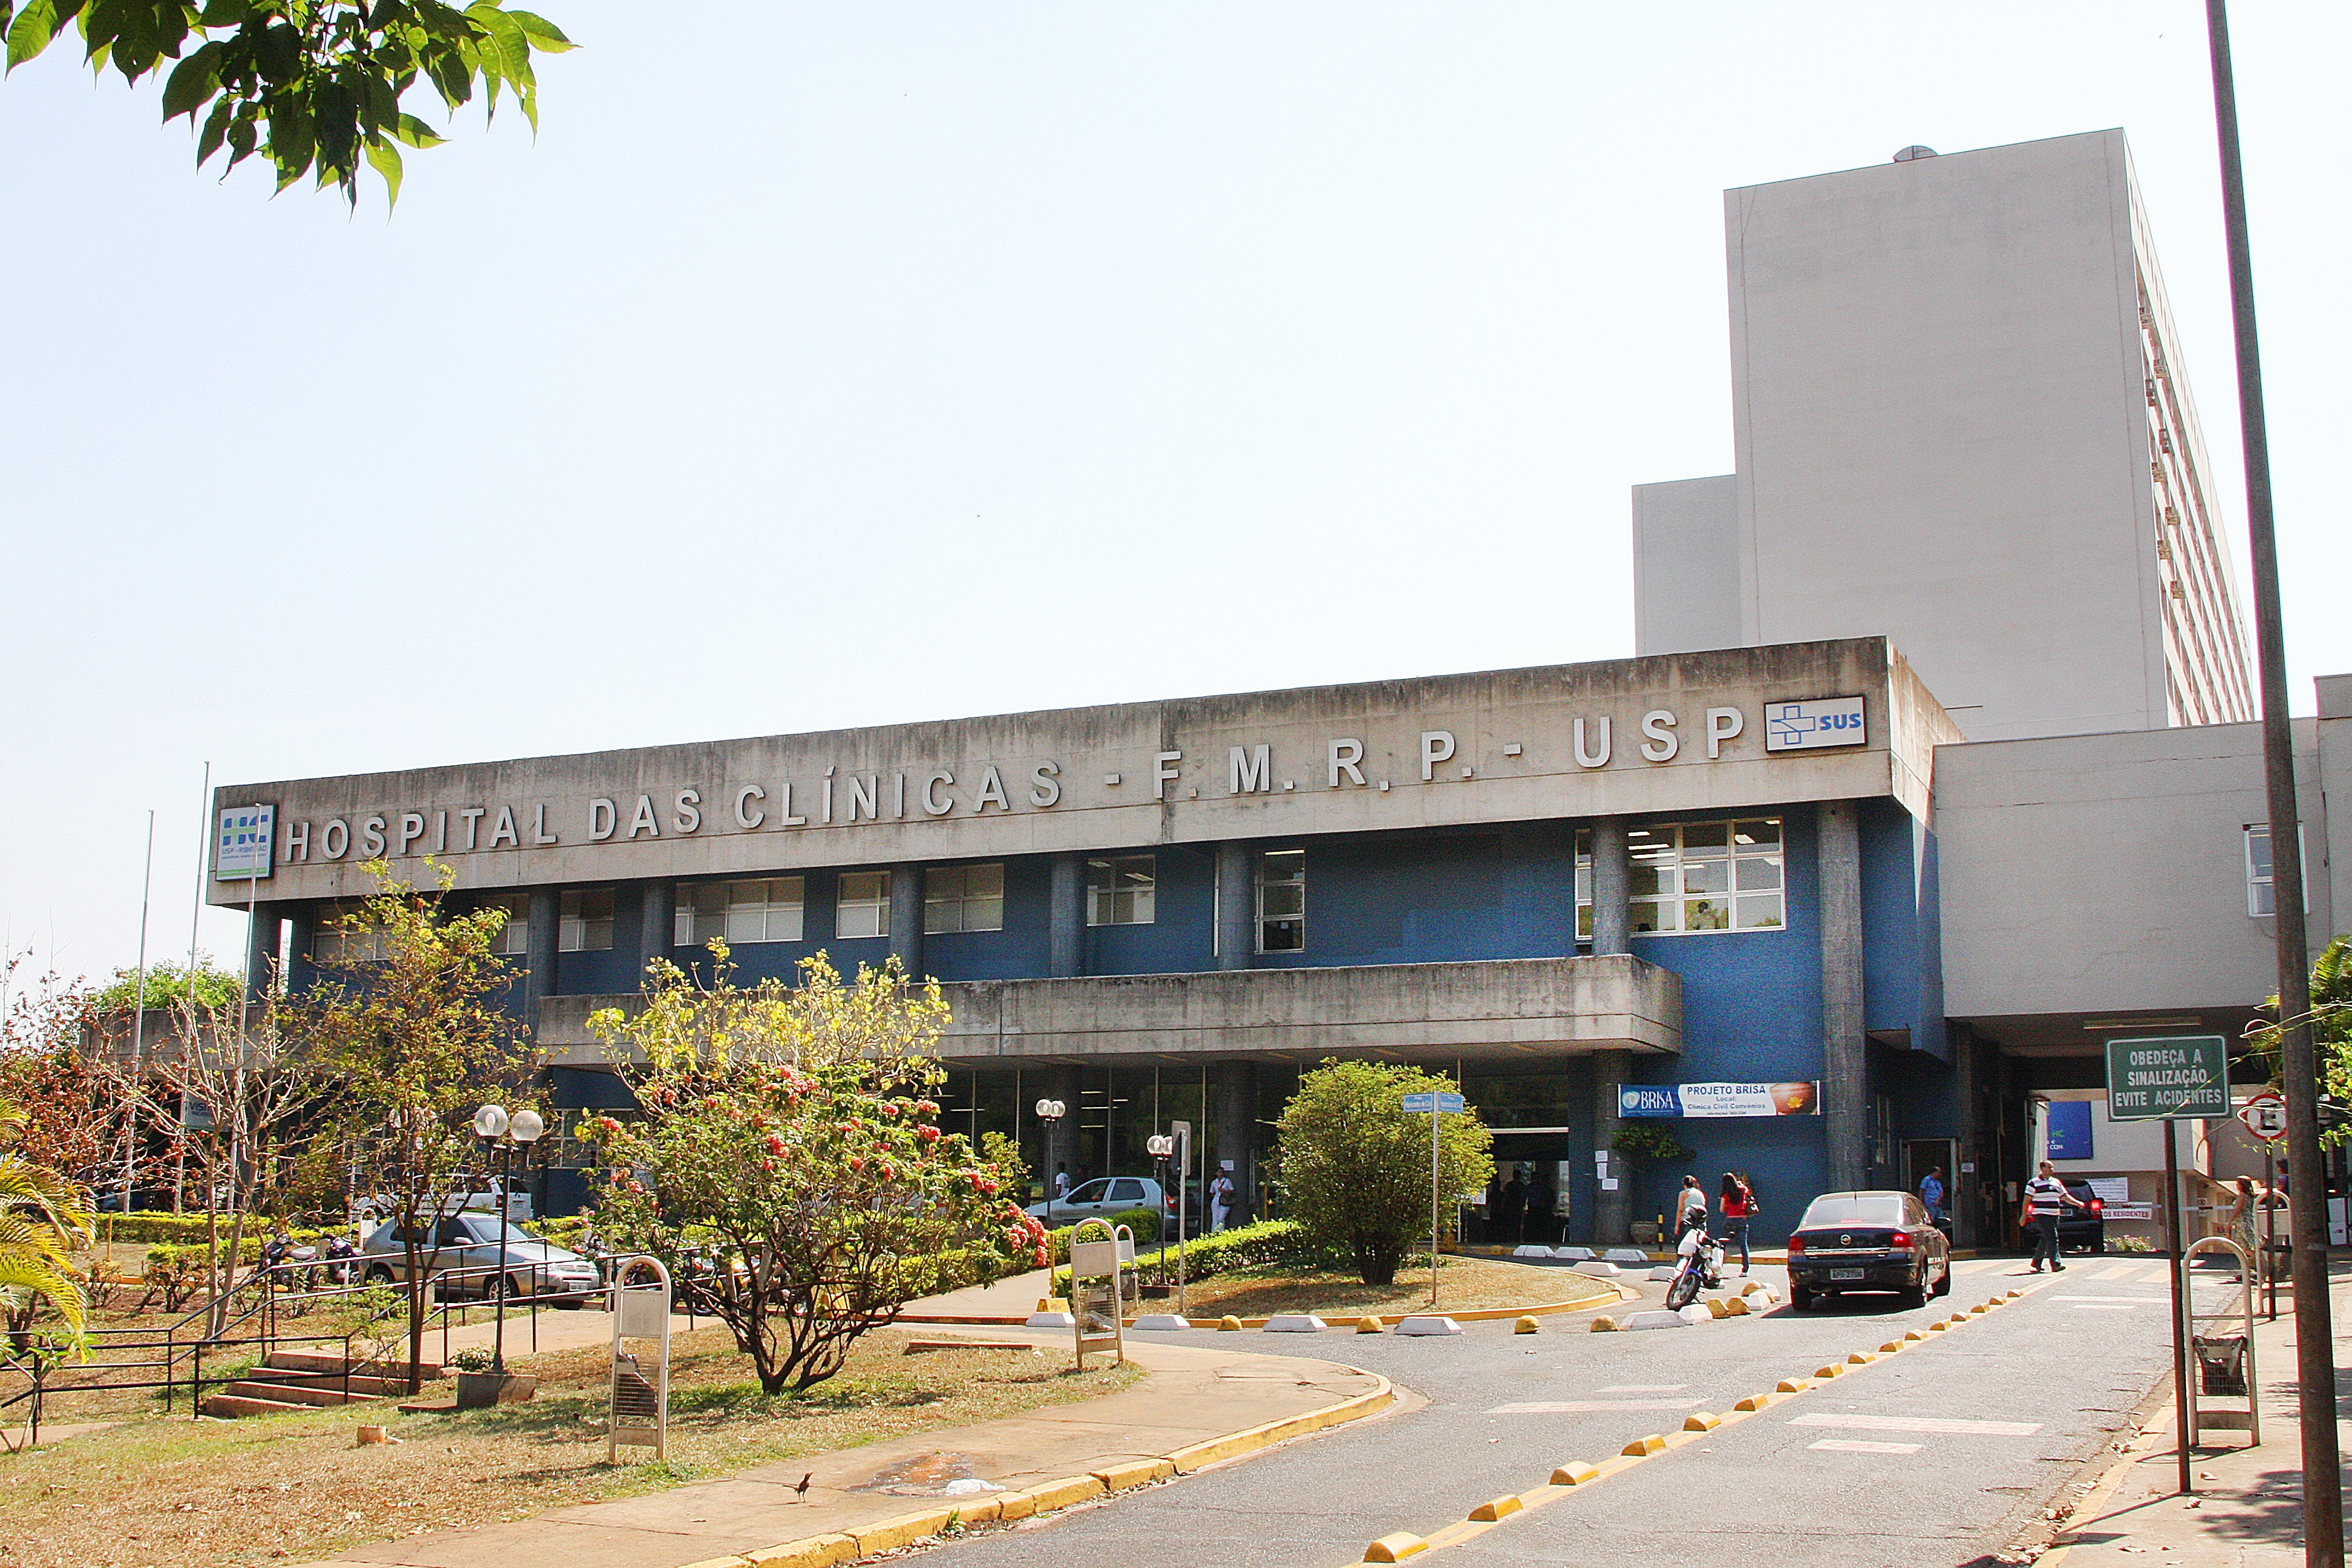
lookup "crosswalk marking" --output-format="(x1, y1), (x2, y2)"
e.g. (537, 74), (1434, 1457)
(2096, 1264), (2138, 1279)
(1808, 1439), (1922, 1455)
(2054, 1295), (2163, 1304)
(1790, 1413), (2042, 1436)
(1596, 1384), (1688, 1393)
(2069, 1304), (2138, 1311)
(1488, 1400), (1699, 1414)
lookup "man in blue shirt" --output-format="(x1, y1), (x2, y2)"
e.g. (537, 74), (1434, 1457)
(1919, 1166), (1946, 1226)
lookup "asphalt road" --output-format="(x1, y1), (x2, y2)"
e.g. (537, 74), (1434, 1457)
(936, 1255), (2247, 1568)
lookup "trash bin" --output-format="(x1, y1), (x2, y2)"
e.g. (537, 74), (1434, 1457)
(2194, 1333), (2249, 1397)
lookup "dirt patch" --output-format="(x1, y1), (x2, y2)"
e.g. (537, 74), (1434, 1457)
(1161, 1255), (1605, 1319)
(0, 1325), (1142, 1568)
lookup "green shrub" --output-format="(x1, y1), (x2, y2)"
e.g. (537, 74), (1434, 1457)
(99, 1211), (341, 1257)
(1041, 1206), (1160, 1264)
(1053, 1218), (1317, 1295)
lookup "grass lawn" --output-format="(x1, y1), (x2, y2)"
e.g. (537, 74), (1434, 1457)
(1157, 1253), (1609, 1320)
(0, 1325), (1141, 1568)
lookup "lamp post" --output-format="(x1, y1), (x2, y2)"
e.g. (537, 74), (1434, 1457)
(1035, 1099), (1067, 1229)
(471, 1104), (546, 1377)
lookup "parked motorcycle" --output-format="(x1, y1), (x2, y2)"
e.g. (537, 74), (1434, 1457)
(1664, 1215), (1724, 1311)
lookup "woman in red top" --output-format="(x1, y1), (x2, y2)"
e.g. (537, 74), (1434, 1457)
(1717, 1172), (1756, 1275)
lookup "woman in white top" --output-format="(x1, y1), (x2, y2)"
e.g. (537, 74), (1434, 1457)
(1677, 1174), (1708, 1232)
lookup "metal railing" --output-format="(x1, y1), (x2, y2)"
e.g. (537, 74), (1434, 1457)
(2, 1255), (601, 1449)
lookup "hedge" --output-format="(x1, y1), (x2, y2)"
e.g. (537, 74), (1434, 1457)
(97, 1212), (341, 1260)
(1053, 1217), (1316, 1295)
(1042, 1206), (1161, 1266)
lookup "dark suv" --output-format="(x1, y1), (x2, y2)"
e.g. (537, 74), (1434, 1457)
(2056, 1178), (2107, 1255)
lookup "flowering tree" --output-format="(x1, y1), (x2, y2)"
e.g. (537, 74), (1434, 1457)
(587, 949), (1039, 1393)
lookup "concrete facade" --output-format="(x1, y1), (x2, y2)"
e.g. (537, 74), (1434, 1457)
(1635, 129), (2256, 742)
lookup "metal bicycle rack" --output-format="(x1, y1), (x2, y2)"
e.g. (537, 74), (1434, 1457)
(608, 1256), (674, 1463)
(1069, 1219), (1133, 1371)
(2179, 1236), (2259, 1448)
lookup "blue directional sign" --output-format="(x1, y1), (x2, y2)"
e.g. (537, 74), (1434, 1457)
(1401, 1091), (1466, 1115)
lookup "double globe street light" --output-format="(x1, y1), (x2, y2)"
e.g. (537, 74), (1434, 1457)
(471, 1103), (545, 1377)
(1034, 1099), (1067, 1227)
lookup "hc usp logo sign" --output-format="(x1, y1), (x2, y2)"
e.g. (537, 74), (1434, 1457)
(1763, 695), (1868, 753)
(215, 803), (276, 881)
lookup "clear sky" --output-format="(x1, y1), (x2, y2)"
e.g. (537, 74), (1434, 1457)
(3, 2), (2347, 991)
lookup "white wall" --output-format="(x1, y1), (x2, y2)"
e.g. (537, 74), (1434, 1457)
(1937, 719), (2331, 1018)
(1631, 474), (1740, 655)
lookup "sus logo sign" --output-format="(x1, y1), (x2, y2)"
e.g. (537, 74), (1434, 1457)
(1763, 696), (1867, 753)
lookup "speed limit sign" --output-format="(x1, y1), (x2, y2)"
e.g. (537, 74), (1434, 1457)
(2238, 1091), (2288, 1142)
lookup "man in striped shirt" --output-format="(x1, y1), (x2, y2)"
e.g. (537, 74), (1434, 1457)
(2024, 1160), (2088, 1272)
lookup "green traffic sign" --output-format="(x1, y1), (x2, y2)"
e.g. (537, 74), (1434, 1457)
(2103, 1034), (2229, 1121)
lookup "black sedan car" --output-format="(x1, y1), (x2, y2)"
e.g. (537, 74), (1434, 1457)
(2056, 1178), (2108, 1255)
(1786, 1190), (1953, 1310)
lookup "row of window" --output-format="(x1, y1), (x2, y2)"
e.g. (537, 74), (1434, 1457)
(1575, 820), (1786, 936)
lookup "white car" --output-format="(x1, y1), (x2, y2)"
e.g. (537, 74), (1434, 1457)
(1024, 1176), (1169, 1228)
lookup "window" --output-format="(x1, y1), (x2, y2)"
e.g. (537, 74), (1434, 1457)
(483, 893), (529, 956)
(1257, 849), (1305, 953)
(1108, 1178), (1146, 1203)
(1576, 818), (1784, 937)
(310, 900), (387, 964)
(836, 871), (890, 939)
(560, 888), (615, 952)
(2245, 825), (2307, 917)
(675, 878), (805, 946)
(924, 863), (1004, 934)
(1086, 855), (1155, 926)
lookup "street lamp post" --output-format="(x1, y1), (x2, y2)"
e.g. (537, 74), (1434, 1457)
(471, 1104), (546, 1377)
(1035, 1099), (1067, 1229)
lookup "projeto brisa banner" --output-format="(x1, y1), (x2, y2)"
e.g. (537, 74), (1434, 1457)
(1618, 1082), (1820, 1119)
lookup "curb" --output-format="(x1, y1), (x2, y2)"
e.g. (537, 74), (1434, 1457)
(680, 1370), (1395, 1568)
(904, 1284), (1617, 1330)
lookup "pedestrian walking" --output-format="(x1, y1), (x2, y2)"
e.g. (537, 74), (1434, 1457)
(2022, 1160), (2085, 1272)
(1717, 1172), (1754, 1274)
(1918, 1165), (1946, 1227)
(1208, 1162), (1236, 1233)
(2223, 1177), (2265, 1281)
(1523, 1171), (1555, 1246)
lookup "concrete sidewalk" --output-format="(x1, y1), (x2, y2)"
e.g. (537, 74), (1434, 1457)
(305, 1328), (1391, 1568)
(2043, 1264), (2351, 1567)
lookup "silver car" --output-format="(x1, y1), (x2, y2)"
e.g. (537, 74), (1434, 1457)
(359, 1212), (601, 1304)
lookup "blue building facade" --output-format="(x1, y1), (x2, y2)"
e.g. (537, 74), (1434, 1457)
(224, 638), (1973, 1245)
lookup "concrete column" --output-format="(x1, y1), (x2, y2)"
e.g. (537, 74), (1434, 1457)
(639, 880), (675, 990)
(242, 903), (281, 1005)
(1048, 854), (1085, 978)
(1215, 842), (1253, 971)
(525, 889), (560, 1037)
(1818, 801), (1869, 1192)
(889, 865), (925, 978)
(1952, 1025), (1980, 1249)
(1590, 818), (1630, 956)
(284, 906), (315, 983)
(1215, 1062), (1261, 1221)
(1592, 1048), (1630, 1244)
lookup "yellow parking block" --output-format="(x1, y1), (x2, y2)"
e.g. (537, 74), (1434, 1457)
(1589, 1315), (1618, 1332)
(1468, 1495), (1523, 1522)
(1550, 1463), (1600, 1486)
(1722, 1296), (1751, 1316)
(1734, 1393), (1774, 1412)
(1514, 1316), (1541, 1334)
(1927, 1321), (1950, 1331)
(1363, 1533), (1429, 1563)
(1968, 1303), (1990, 1315)
(1776, 1377), (1813, 1393)
(1357, 1316), (1387, 1334)
(1704, 1298), (1732, 1319)
(1621, 1434), (1667, 1457)
(1814, 1364), (1844, 1380)
(1878, 1341), (1905, 1354)
(1683, 1412), (1722, 1431)
(1903, 1330), (1928, 1342)
(1218, 1315), (1244, 1331)
(1846, 1352), (1875, 1365)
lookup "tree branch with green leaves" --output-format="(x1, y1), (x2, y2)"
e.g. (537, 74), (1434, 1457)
(2, 0), (572, 208)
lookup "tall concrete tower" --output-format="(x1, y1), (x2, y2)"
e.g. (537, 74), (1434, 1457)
(1633, 130), (2255, 742)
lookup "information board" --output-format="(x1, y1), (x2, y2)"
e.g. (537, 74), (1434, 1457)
(2103, 1035), (2229, 1121)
